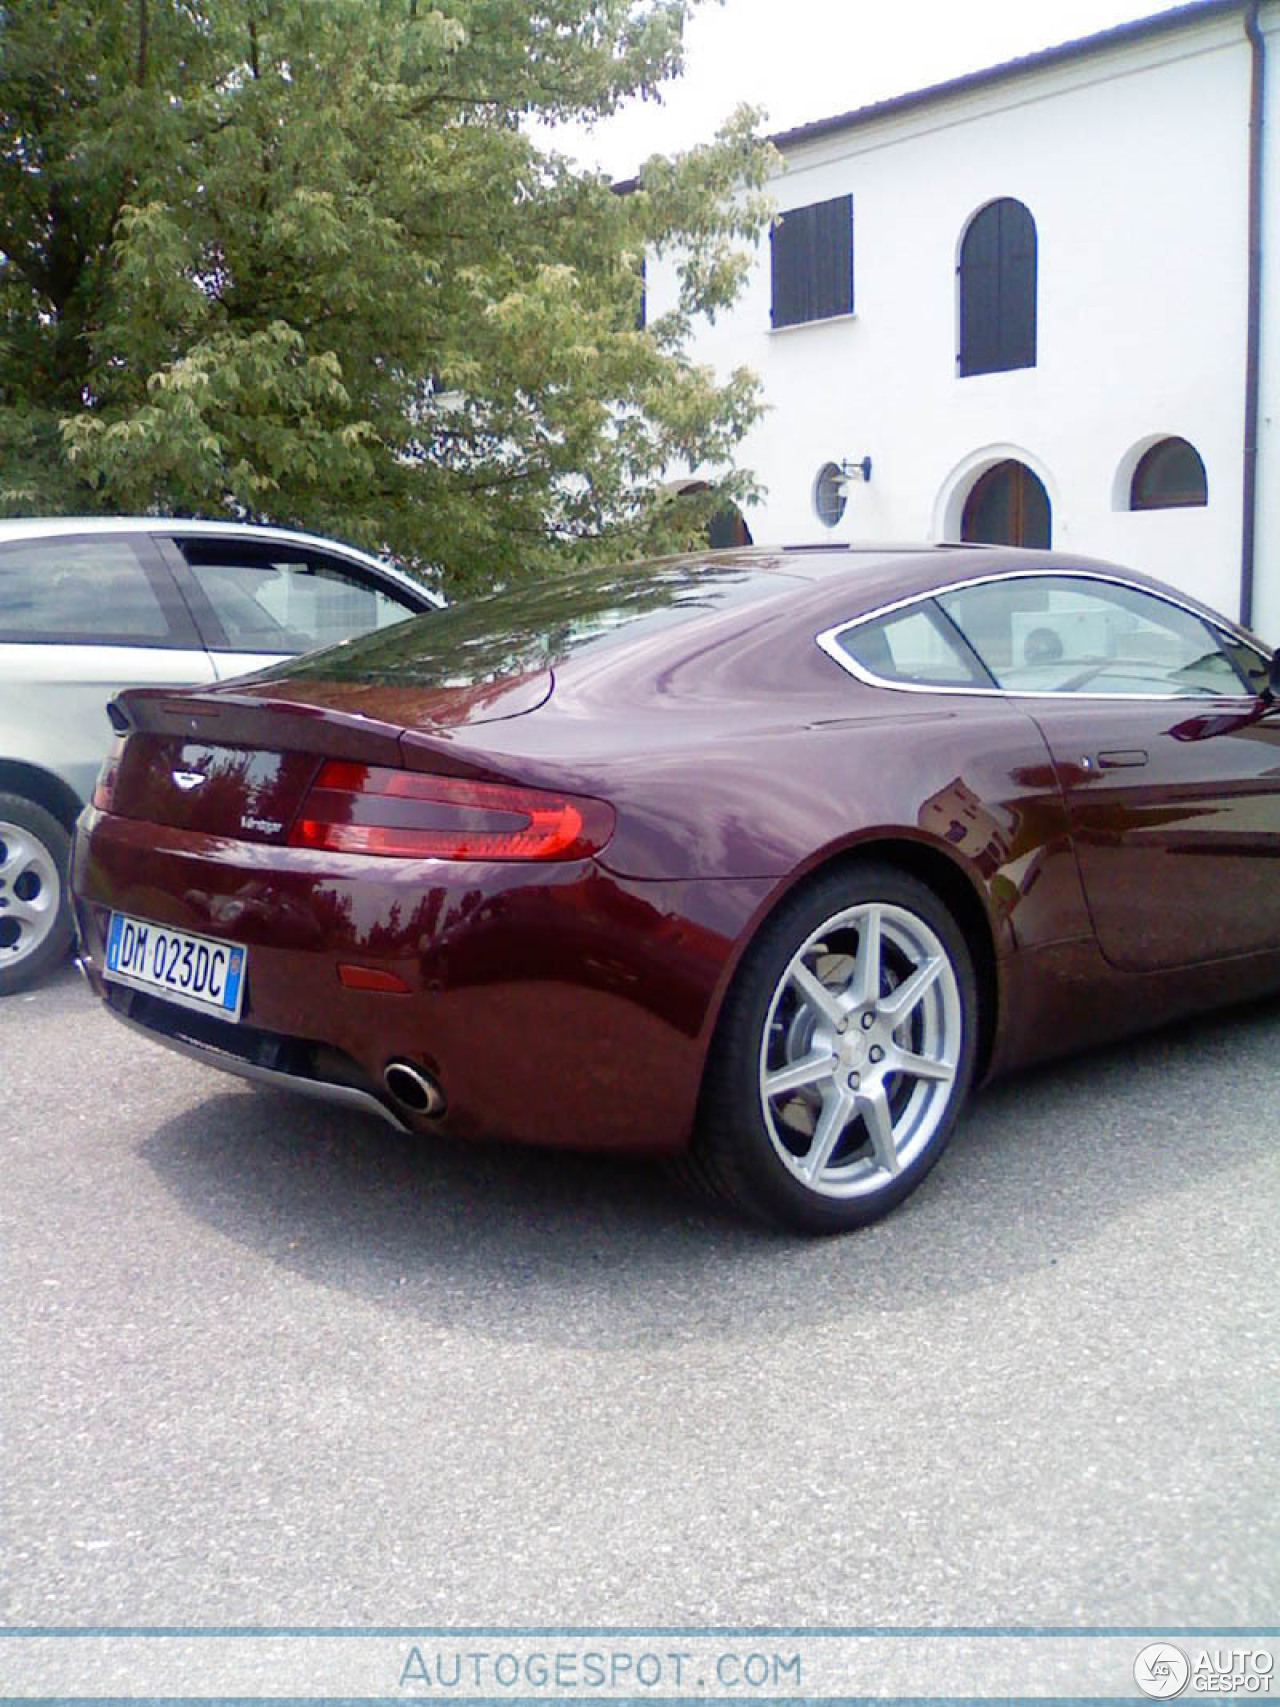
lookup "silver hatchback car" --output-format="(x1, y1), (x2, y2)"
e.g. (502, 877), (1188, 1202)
(0, 517), (441, 994)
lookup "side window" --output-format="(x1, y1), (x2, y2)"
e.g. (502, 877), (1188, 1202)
(178, 544), (420, 654)
(937, 575), (1247, 697)
(770, 195), (853, 329)
(831, 600), (992, 689)
(0, 537), (179, 645)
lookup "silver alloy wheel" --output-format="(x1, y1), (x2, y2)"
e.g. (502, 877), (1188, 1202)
(0, 818), (63, 972)
(757, 900), (963, 1198)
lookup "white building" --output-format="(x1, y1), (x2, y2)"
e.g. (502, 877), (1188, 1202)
(652, 0), (1280, 634)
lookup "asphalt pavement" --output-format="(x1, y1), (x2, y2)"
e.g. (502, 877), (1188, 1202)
(2, 962), (1277, 1627)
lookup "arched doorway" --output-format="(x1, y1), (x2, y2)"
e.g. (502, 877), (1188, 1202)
(707, 502), (753, 547)
(664, 480), (753, 548)
(961, 459), (1051, 547)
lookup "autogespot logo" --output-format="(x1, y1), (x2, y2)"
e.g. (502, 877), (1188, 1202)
(1135, 1643), (1192, 1698)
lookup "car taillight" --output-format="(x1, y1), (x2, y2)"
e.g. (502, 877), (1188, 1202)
(92, 736), (126, 812)
(288, 762), (615, 861)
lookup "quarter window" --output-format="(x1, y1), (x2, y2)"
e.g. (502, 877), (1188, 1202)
(770, 195), (853, 329)
(937, 575), (1243, 697)
(833, 601), (991, 689)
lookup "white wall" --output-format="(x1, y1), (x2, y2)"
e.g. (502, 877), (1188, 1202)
(655, 9), (1272, 627)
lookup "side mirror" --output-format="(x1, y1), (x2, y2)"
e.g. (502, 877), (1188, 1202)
(1268, 649), (1280, 701)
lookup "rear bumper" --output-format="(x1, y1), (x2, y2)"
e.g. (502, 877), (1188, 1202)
(80, 960), (409, 1130)
(72, 806), (774, 1154)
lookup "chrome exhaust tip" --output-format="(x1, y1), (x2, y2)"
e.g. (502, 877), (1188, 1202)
(382, 1059), (446, 1117)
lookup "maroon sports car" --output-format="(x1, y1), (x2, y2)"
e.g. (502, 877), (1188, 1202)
(71, 545), (1280, 1232)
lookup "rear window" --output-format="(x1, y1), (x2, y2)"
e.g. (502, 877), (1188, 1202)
(257, 560), (800, 688)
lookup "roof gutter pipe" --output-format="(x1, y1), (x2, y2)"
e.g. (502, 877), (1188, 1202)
(1240, 0), (1266, 628)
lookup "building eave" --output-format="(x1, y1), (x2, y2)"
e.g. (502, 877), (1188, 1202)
(768, 0), (1247, 153)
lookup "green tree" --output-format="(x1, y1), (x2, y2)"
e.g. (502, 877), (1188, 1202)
(0, 0), (772, 592)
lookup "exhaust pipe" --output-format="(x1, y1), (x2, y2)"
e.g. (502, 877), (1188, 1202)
(382, 1059), (446, 1117)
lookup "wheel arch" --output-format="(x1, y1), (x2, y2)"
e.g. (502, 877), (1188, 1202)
(861, 838), (999, 1086)
(0, 760), (84, 835)
(706, 835), (1001, 1090)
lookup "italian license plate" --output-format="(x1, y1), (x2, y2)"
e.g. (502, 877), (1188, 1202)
(104, 912), (246, 1021)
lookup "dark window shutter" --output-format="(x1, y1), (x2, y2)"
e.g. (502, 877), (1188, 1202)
(1001, 199), (1037, 369)
(771, 195), (853, 328)
(959, 197), (1036, 375)
(959, 204), (1002, 374)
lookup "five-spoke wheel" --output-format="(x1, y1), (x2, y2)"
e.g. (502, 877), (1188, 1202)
(693, 864), (978, 1232)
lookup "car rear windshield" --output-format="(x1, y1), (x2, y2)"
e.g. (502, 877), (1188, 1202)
(255, 559), (801, 688)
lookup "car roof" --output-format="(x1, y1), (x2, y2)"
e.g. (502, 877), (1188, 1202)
(684, 543), (1247, 636)
(491, 542), (1256, 723)
(563, 543), (1259, 695)
(0, 515), (442, 605)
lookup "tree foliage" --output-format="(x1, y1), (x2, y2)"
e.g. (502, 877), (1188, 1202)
(0, 0), (772, 591)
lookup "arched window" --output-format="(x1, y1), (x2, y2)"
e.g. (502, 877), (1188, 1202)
(1130, 437), (1208, 509)
(958, 198), (1037, 376)
(961, 459), (1051, 548)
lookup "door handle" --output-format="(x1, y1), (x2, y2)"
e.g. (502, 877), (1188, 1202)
(1094, 749), (1149, 769)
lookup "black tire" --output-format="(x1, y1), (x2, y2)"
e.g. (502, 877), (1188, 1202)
(689, 862), (979, 1234)
(0, 792), (75, 996)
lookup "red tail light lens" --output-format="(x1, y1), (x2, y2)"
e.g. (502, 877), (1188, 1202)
(288, 762), (615, 861)
(92, 736), (126, 812)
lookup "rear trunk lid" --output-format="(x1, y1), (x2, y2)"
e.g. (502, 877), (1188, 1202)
(106, 671), (550, 842)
